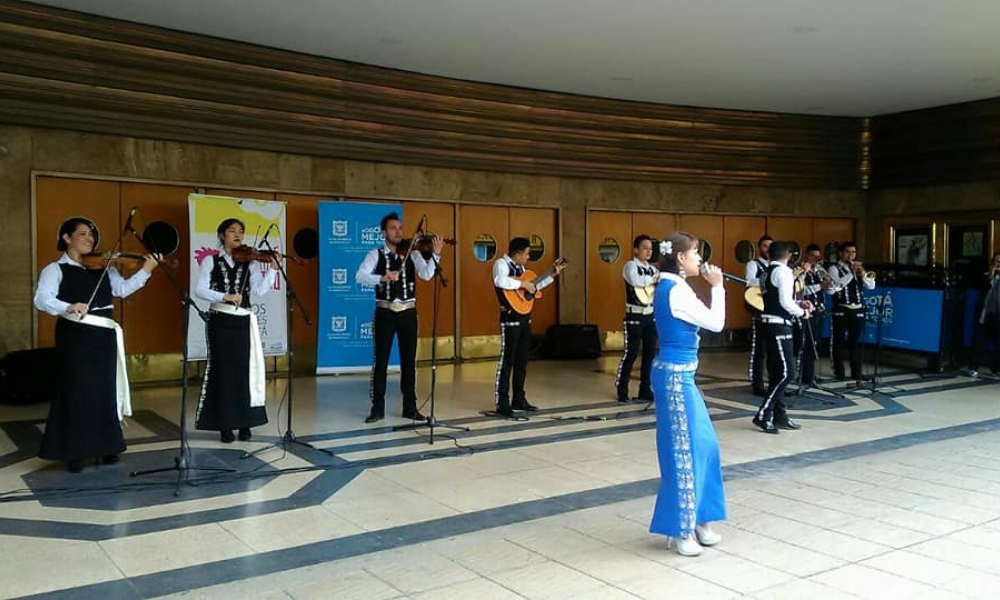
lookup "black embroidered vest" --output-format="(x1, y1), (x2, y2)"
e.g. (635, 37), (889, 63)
(210, 255), (251, 309)
(57, 263), (112, 308)
(495, 258), (525, 311)
(624, 261), (657, 306)
(372, 248), (416, 301)
(762, 264), (794, 320)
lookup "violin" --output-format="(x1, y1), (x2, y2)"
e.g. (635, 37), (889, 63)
(231, 244), (304, 265)
(396, 235), (456, 258)
(79, 251), (149, 272)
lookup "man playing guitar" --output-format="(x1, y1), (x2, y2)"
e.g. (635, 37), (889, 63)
(745, 235), (773, 397)
(615, 235), (659, 403)
(492, 237), (565, 417)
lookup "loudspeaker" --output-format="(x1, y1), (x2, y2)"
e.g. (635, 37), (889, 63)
(542, 324), (601, 360)
(0, 348), (57, 405)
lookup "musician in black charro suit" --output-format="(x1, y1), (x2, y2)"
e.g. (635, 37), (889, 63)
(355, 212), (443, 424)
(492, 237), (564, 417)
(745, 235), (773, 396)
(615, 235), (659, 403)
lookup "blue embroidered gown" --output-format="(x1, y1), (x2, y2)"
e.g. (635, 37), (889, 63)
(649, 275), (727, 539)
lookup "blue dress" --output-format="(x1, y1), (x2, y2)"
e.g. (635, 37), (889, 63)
(649, 276), (726, 539)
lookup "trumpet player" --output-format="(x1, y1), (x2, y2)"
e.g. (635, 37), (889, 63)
(797, 244), (831, 384)
(967, 251), (1000, 378)
(827, 242), (875, 382)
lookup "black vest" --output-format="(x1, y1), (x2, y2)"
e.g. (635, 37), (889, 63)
(58, 263), (112, 308)
(209, 255), (251, 309)
(495, 257), (525, 311)
(624, 261), (657, 306)
(833, 261), (864, 306)
(372, 248), (416, 301)
(762, 264), (794, 320)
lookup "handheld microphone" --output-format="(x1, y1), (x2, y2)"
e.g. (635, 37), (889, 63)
(124, 206), (137, 232)
(700, 264), (747, 285)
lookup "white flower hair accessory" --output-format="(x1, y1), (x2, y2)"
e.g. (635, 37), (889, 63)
(659, 240), (673, 256)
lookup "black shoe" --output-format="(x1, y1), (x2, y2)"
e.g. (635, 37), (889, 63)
(617, 392), (630, 404)
(752, 387), (768, 398)
(402, 410), (427, 421)
(102, 454), (120, 465)
(776, 419), (801, 430)
(67, 460), (84, 473)
(833, 373), (846, 381)
(752, 417), (780, 434)
(365, 412), (384, 424)
(237, 428), (252, 441)
(220, 430), (235, 443)
(512, 401), (539, 412)
(495, 407), (515, 418)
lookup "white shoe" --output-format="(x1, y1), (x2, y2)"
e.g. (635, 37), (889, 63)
(667, 535), (703, 556)
(695, 524), (722, 546)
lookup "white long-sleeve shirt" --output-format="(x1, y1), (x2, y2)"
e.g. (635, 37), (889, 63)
(493, 255), (555, 290)
(766, 261), (806, 318)
(827, 261), (876, 294)
(34, 253), (151, 316)
(745, 258), (768, 287)
(663, 272), (726, 333)
(622, 258), (658, 287)
(195, 253), (277, 304)
(355, 244), (438, 288)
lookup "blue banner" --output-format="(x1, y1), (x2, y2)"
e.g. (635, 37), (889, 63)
(821, 286), (944, 353)
(316, 201), (402, 374)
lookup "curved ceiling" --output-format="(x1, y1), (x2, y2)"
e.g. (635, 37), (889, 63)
(27, 0), (1000, 117)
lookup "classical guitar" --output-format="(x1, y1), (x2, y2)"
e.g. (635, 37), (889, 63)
(503, 258), (568, 315)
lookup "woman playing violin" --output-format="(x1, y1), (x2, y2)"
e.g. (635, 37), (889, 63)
(194, 218), (278, 443)
(33, 217), (159, 473)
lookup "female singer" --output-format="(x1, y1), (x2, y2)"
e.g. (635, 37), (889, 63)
(649, 231), (727, 557)
(33, 217), (158, 473)
(195, 218), (278, 443)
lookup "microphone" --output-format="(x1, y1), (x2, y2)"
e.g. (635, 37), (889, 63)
(700, 264), (747, 285)
(259, 222), (276, 246)
(124, 206), (137, 232)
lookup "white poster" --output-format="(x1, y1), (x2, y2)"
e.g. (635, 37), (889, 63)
(187, 194), (288, 360)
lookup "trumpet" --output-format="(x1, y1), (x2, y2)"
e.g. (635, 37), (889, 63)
(864, 270), (877, 281)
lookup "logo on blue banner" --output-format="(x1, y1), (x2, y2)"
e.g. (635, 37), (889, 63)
(316, 201), (404, 374)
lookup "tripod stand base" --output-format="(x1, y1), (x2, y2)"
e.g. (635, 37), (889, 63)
(392, 416), (470, 435)
(130, 452), (236, 495)
(241, 430), (327, 459)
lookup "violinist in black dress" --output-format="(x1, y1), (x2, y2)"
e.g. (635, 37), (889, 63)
(194, 218), (279, 443)
(33, 218), (158, 473)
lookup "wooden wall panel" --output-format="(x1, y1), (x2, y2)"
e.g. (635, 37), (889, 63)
(723, 216), (766, 330)
(34, 177), (120, 347)
(812, 218), (856, 256)
(458, 205), (508, 338)
(767, 217), (812, 259)
(275, 192), (322, 351)
(118, 182), (190, 354)
(0, 2), (864, 189)
(400, 201), (457, 339)
(586, 211), (632, 332)
(509, 207), (559, 335)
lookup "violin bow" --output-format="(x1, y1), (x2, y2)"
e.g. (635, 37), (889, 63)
(83, 217), (130, 313)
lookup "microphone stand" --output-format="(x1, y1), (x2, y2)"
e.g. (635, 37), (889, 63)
(849, 290), (902, 397)
(392, 251), (469, 443)
(789, 311), (844, 403)
(125, 227), (234, 495)
(243, 238), (321, 458)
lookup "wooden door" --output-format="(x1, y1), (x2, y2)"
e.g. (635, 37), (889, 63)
(723, 216), (766, 329)
(586, 211), (631, 332)
(458, 205), (509, 357)
(118, 182), (191, 354)
(275, 192), (322, 357)
(401, 201), (457, 360)
(812, 218), (855, 262)
(767, 217), (812, 261)
(632, 212), (676, 244)
(34, 177), (120, 348)
(677, 214), (724, 310)
(510, 207), (559, 336)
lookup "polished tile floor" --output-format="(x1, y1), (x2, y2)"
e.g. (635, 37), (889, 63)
(1, 351), (999, 599)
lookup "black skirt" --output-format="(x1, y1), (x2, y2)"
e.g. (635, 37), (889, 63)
(39, 312), (126, 462)
(195, 311), (268, 431)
